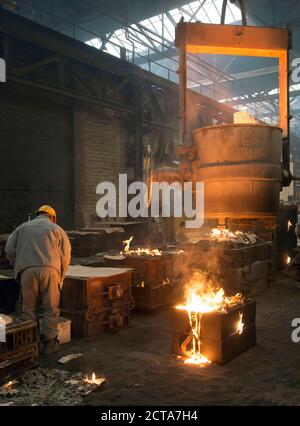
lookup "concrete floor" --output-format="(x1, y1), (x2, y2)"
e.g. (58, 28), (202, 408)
(39, 274), (300, 406)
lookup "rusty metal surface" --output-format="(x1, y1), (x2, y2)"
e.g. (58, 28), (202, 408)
(193, 124), (282, 162)
(132, 280), (183, 311)
(61, 269), (133, 338)
(103, 252), (185, 310)
(171, 300), (256, 365)
(191, 124), (282, 220)
(103, 253), (183, 286)
(104, 256), (160, 289)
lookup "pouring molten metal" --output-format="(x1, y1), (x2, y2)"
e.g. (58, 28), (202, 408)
(175, 272), (244, 365)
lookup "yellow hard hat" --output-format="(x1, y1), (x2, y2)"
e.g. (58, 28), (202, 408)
(37, 205), (57, 222)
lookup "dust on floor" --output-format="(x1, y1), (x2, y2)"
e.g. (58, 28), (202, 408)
(22, 275), (300, 405)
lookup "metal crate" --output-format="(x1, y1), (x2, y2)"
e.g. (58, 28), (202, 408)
(103, 251), (185, 309)
(132, 279), (183, 310)
(104, 256), (159, 288)
(63, 309), (130, 338)
(171, 300), (256, 365)
(0, 316), (38, 381)
(61, 266), (133, 338)
(180, 241), (274, 296)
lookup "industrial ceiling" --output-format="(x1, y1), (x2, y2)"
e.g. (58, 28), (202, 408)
(2, 0), (300, 139)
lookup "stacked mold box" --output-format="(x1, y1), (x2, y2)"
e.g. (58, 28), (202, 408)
(103, 250), (185, 310)
(0, 316), (38, 382)
(180, 239), (274, 296)
(61, 266), (133, 338)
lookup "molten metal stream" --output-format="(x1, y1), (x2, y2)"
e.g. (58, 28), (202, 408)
(176, 272), (244, 365)
(184, 312), (211, 365)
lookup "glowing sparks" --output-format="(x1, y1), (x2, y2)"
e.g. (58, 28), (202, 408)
(121, 236), (162, 256)
(287, 220), (292, 231)
(286, 256), (291, 265)
(237, 312), (244, 335)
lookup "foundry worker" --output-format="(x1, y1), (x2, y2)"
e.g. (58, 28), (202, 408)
(5, 205), (71, 355)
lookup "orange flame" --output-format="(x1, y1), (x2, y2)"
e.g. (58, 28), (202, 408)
(3, 380), (14, 390)
(121, 236), (162, 256)
(176, 272), (243, 314)
(123, 236), (133, 252)
(84, 373), (105, 386)
(237, 312), (244, 335)
(176, 272), (243, 365)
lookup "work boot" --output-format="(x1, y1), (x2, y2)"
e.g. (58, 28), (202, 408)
(41, 337), (60, 355)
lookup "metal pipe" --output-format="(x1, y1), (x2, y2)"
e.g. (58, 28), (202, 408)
(178, 23), (187, 146)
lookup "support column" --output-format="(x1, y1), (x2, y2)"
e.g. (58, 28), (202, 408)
(135, 78), (143, 179)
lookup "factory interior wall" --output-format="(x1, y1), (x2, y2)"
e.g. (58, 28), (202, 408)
(73, 104), (132, 229)
(0, 84), (234, 234)
(0, 50), (235, 234)
(0, 89), (135, 233)
(0, 84), (177, 233)
(0, 89), (231, 233)
(0, 88), (74, 233)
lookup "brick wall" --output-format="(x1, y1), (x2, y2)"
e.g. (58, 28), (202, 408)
(74, 103), (134, 228)
(0, 88), (74, 232)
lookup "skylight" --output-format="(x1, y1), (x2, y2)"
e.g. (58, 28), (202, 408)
(86, 0), (241, 58)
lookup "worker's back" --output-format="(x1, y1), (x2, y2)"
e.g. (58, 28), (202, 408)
(5, 208), (71, 353)
(5, 215), (71, 279)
